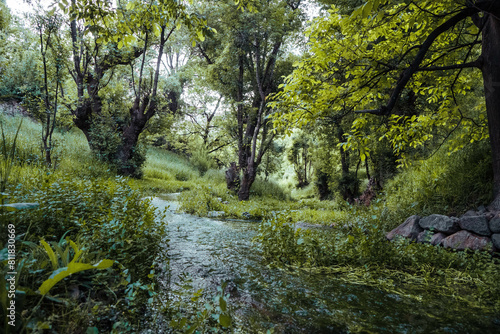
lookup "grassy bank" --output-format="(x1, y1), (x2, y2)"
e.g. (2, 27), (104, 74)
(0, 114), (166, 333)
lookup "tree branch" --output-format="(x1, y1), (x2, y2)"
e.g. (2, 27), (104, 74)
(356, 6), (479, 115)
(416, 58), (482, 71)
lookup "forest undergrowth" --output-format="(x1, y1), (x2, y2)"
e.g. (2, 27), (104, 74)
(1, 111), (499, 333)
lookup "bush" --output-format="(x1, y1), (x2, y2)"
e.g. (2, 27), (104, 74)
(88, 118), (147, 178)
(384, 140), (493, 219)
(333, 171), (360, 202)
(178, 184), (230, 216)
(250, 177), (290, 200)
(190, 147), (217, 175)
(1, 174), (166, 332)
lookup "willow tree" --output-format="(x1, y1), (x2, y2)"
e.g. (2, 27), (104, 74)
(272, 0), (500, 209)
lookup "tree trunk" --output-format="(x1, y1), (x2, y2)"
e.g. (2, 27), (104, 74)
(365, 159), (371, 181)
(117, 119), (145, 177)
(225, 162), (240, 192)
(239, 161), (256, 201)
(482, 14), (500, 210)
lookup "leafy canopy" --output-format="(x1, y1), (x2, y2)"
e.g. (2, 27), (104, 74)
(270, 0), (487, 165)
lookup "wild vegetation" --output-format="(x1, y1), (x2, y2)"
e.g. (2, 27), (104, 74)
(1, 0), (500, 332)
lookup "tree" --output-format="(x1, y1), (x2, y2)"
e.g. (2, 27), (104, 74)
(56, 0), (210, 176)
(196, 0), (303, 200)
(33, 9), (66, 167)
(287, 132), (313, 188)
(272, 0), (500, 209)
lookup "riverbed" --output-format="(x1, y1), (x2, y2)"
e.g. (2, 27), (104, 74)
(145, 196), (500, 333)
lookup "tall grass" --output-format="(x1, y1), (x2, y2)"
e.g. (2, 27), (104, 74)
(0, 114), (115, 185)
(384, 140), (492, 221)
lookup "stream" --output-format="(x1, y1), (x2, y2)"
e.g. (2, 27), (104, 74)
(146, 196), (500, 333)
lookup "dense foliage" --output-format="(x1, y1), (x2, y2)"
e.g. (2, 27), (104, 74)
(1, 0), (500, 332)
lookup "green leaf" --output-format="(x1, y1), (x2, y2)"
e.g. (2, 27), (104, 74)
(362, 1), (373, 18)
(0, 202), (38, 211)
(38, 260), (113, 295)
(153, 24), (161, 37)
(196, 30), (205, 42)
(86, 327), (99, 334)
(297, 238), (304, 245)
(219, 296), (227, 312)
(36, 322), (51, 330)
(41, 240), (58, 271)
(218, 313), (231, 327)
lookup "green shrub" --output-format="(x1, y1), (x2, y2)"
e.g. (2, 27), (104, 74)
(88, 118), (147, 178)
(190, 147), (217, 175)
(1, 174), (166, 332)
(11, 174), (165, 277)
(250, 177), (290, 200)
(385, 140), (493, 220)
(178, 184), (230, 216)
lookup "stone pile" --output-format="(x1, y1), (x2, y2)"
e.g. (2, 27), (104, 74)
(387, 208), (500, 252)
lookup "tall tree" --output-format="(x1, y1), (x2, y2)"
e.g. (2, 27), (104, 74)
(57, 0), (210, 176)
(197, 0), (303, 200)
(273, 0), (500, 208)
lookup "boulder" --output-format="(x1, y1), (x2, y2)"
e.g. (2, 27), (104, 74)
(419, 214), (460, 234)
(442, 230), (492, 251)
(489, 213), (500, 233)
(459, 215), (491, 236)
(461, 210), (477, 218)
(430, 232), (447, 246)
(386, 215), (422, 241)
(417, 230), (433, 243)
(492, 234), (500, 250)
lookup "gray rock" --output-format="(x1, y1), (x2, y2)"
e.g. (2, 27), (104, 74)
(417, 230), (433, 243)
(486, 211), (496, 220)
(459, 215), (491, 236)
(208, 211), (225, 218)
(442, 230), (492, 251)
(492, 234), (500, 250)
(478, 205), (487, 213)
(419, 214), (460, 234)
(386, 215), (422, 241)
(461, 210), (477, 218)
(489, 213), (500, 233)
(430, 232), (447, 246)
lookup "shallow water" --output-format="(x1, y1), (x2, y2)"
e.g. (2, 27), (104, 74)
(148, 197), (500, 333)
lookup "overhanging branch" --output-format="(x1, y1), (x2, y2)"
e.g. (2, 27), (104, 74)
(355, 6), (479, 116)
(416, 58), (482, 71)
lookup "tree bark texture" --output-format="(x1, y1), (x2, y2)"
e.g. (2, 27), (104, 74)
(481, 13), (500, 209)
